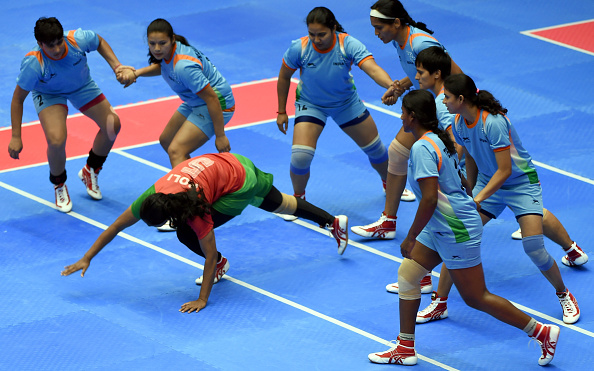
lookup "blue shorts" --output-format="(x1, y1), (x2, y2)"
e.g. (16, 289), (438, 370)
(32, 80), (103, 114)
(177, 103), (235, 138)
(417, 228), (483, 270)
(294, 96), (368, 128)
(473, 175), (543, 220)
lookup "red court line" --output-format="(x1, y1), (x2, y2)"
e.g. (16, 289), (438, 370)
(1, 78), (297, 171)
(522, 19), (594, 55)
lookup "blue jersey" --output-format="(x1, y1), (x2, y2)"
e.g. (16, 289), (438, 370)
(160, 41), (234, 109)
(16, 29), (99, 94)
(408, 132), (480, 241)
(392, 26), (444, 89)
(282, 32), (374, 108)
(452, 110), (539, 186)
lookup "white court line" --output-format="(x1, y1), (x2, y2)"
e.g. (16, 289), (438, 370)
(520, 19), (594, 57)
(0, 179), (457, 371)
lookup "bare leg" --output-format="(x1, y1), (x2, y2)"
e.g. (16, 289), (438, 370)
(542, 208), (573, 249)
(82, 99), (121, 156)
(449, 264), (531, 329)
(39, 105), (68, 176)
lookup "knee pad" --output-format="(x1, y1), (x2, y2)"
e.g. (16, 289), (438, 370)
(398, 258), (429, 300)
(272, 192), (298, 215)
(388, 139), (410, 176)
(522, 234), (554, 271)
(290, 145), (315, 175)
(360, 135), (388, 164)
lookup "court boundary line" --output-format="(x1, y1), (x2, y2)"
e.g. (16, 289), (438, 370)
(520, 19), (594, 57)
(3, 146), (593, 339)
(3, 100), (593, 187)
(0, 179), (457, 371)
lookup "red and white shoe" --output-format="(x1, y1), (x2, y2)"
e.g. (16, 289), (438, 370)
(368, 338), (417, 365)
(530, 323), (560, 366)
(195, 256), (229, 285)
(400, 188), (416, 202)
(54, 183), (72, 213)
(326, 215), (348, 255)
(78, 164), (102, 200)
(557, 289), (580, 324)
(350, 212), (396, 239)
(561, 242), (588, 267)
(386, 272), (433, 294)
(416, 292), (448, 324)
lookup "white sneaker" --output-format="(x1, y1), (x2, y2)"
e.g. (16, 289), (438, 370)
(401, 188), (416, 202)
(326, 215), (348, 255)
(529, 323), (560, 366)
(274, 213), (298, 221)
(416, 292), (448, 324)
(157, 220), (176, 232)
(561, 242), (588, 267)
(54, 183), (72, 213)
(557, 289), (580, 324)
(195, 256), (229, 285)
(368, 338), (417, 365)
(351, 212), (396, 239)
(78, 164), (102, 200)
(386, 272), (433, 294)
(511, 227), (522, 240)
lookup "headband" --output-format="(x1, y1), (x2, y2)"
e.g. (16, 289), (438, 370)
(370, 9), (396, 20)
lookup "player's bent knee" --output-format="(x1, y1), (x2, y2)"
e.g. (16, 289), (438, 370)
(522, 234), (555, 271)
(398, 258), (429, 300)
(361, 135), (388, 164)
(290, 145), (315, 175)
(272, 193), (298, 215)
(388, 139), (410, 176)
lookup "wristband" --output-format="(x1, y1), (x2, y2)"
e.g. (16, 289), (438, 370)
(276, 111), (286, 114)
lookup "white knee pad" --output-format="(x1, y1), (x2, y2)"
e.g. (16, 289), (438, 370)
(290, 145), (315, 175)
(272, 193), (298, 215)
(398, 258), (429, 300)
(360, 135), (388, 164)
(388, 139), (410, 176)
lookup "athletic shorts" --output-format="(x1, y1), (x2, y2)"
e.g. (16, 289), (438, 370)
(177, 102), (235, 138)
(473, 175), (543, 220)
(417, 228), (483, 270)
(32, 79), (104, 114)
(211, 153), (274, 216)
(294, 95), (368, 128)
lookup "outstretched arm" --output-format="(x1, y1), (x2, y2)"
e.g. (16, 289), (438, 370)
(180, 229), (218, 314)
(61, 207), (140, 277)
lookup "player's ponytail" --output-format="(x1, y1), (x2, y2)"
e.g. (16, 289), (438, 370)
(402, 90), (456, 156)
(444, 74), (508, 116)
(139, 182), (211, 229)
(371, 0), (433, 34)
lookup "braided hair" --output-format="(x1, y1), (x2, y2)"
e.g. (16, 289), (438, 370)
(444, 74), (507, 116)
(139, 181), (211, 229)
(402, 90), (456, 156)
(371, 0), (433, 34)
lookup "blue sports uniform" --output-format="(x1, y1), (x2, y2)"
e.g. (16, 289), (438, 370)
(408, 132), (482, 269)
(160, 41), (235, 137)
(435, 88), (466, 175)
(282, 32), (374, 126)
(452, 110), (542, 219)
(16, 29), (103, 113)
(393, 26), (444, 90)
